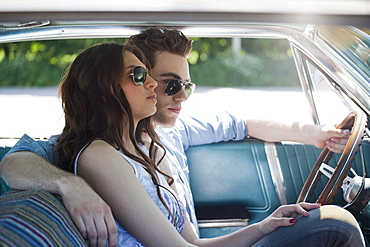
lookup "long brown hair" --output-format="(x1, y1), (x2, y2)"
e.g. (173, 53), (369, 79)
(56, 42), (174, 215)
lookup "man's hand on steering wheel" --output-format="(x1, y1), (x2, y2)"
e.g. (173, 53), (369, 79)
(325, 128), (350, 153)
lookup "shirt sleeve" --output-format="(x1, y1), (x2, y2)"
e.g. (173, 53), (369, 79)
(3, 134), (59, 166)
(175, 111), (249, 150)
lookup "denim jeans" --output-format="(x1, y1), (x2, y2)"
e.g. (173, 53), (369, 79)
(252, 205), (365, 247)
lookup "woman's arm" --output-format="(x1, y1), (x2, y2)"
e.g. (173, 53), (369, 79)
(78, 140), (195, 247)
(181, 203), (321, 247)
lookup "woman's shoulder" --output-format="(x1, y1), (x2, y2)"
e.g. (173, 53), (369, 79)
(82, 139), (117, 154)
(78, 139), (120, 165)
(88, 139), (114, 148)
(77, 139), (136, 177)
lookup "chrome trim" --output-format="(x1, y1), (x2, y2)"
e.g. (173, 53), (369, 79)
(264, 142), (288, 205)
(290, 44), (321, 124)
(198, 219), (249, 228)
(0, 20), (50, 30)
(0, 24), (302, 43)
(0, 25), (141, 43)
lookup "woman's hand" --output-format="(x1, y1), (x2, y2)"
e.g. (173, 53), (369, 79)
(258, 202), (321, 235)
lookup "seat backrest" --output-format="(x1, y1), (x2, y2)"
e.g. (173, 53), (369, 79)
(186, 139), (280, 237)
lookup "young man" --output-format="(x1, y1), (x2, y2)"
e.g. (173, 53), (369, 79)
(0, 28), (350, 247)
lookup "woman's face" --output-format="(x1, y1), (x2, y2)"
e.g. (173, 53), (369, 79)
(121, 51), (158, 123)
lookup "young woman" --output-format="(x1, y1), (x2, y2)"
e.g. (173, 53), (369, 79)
(56, 42), (364, 247)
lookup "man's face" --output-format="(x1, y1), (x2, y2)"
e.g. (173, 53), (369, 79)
(150, 51), (191, 128)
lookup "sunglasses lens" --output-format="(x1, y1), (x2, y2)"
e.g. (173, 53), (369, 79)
(165, 80), (182, 96)
(184, 83), (196, 97)
(133, 66), (146, 86)
(165, 80), (196, 97)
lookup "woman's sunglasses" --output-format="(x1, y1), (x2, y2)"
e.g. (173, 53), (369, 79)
(156, 79), (196, 97)
(130, 66), (148, 86)
(130, 66), (196, 97)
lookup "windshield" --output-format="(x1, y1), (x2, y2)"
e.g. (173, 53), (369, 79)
(318, 25), (370, 81)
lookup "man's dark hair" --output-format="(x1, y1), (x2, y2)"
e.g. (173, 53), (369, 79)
(125, 27), (193, 69)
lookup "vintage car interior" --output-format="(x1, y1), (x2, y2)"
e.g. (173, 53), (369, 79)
(0, 0), (369, 245)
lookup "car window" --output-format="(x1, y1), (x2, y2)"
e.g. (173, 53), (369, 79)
(184, 38), (312, 124)
(305, 62), (356, 125)
(0, 37), (323, 139)
(0, 39), (124, 138)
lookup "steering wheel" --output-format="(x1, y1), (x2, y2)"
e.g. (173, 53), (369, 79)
(297, 111), (367, 205)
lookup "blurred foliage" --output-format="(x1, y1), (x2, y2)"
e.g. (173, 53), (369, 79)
(0, 37), (299, 87)
(0, 38), (125, 87)
(189, 37), (299, 87)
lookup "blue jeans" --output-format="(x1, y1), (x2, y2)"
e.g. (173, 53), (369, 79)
(252, 205), (365, 247)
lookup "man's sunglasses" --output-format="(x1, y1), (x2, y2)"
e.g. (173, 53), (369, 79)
(156, 79), (196, 97)
(130, 66), (196, 97)
(130, 66), (148, 86)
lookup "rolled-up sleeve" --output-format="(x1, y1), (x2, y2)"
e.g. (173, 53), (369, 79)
(175, 111), (249, 150)
(3, 134), (59, 166)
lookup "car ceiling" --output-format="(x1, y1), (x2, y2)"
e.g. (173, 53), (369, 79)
(0, 0), (369, 27)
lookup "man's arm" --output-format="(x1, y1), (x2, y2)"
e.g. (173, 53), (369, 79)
(176, 112), (348, 153)
(1, 151), (73, 193)
(0, 152), (118, 247)
(246, 119), (350, 153)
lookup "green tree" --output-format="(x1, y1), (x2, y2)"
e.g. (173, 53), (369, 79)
(189, 38), (299, 87)
(0, 37), (298, 87)
(0, 38), (125, 86)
